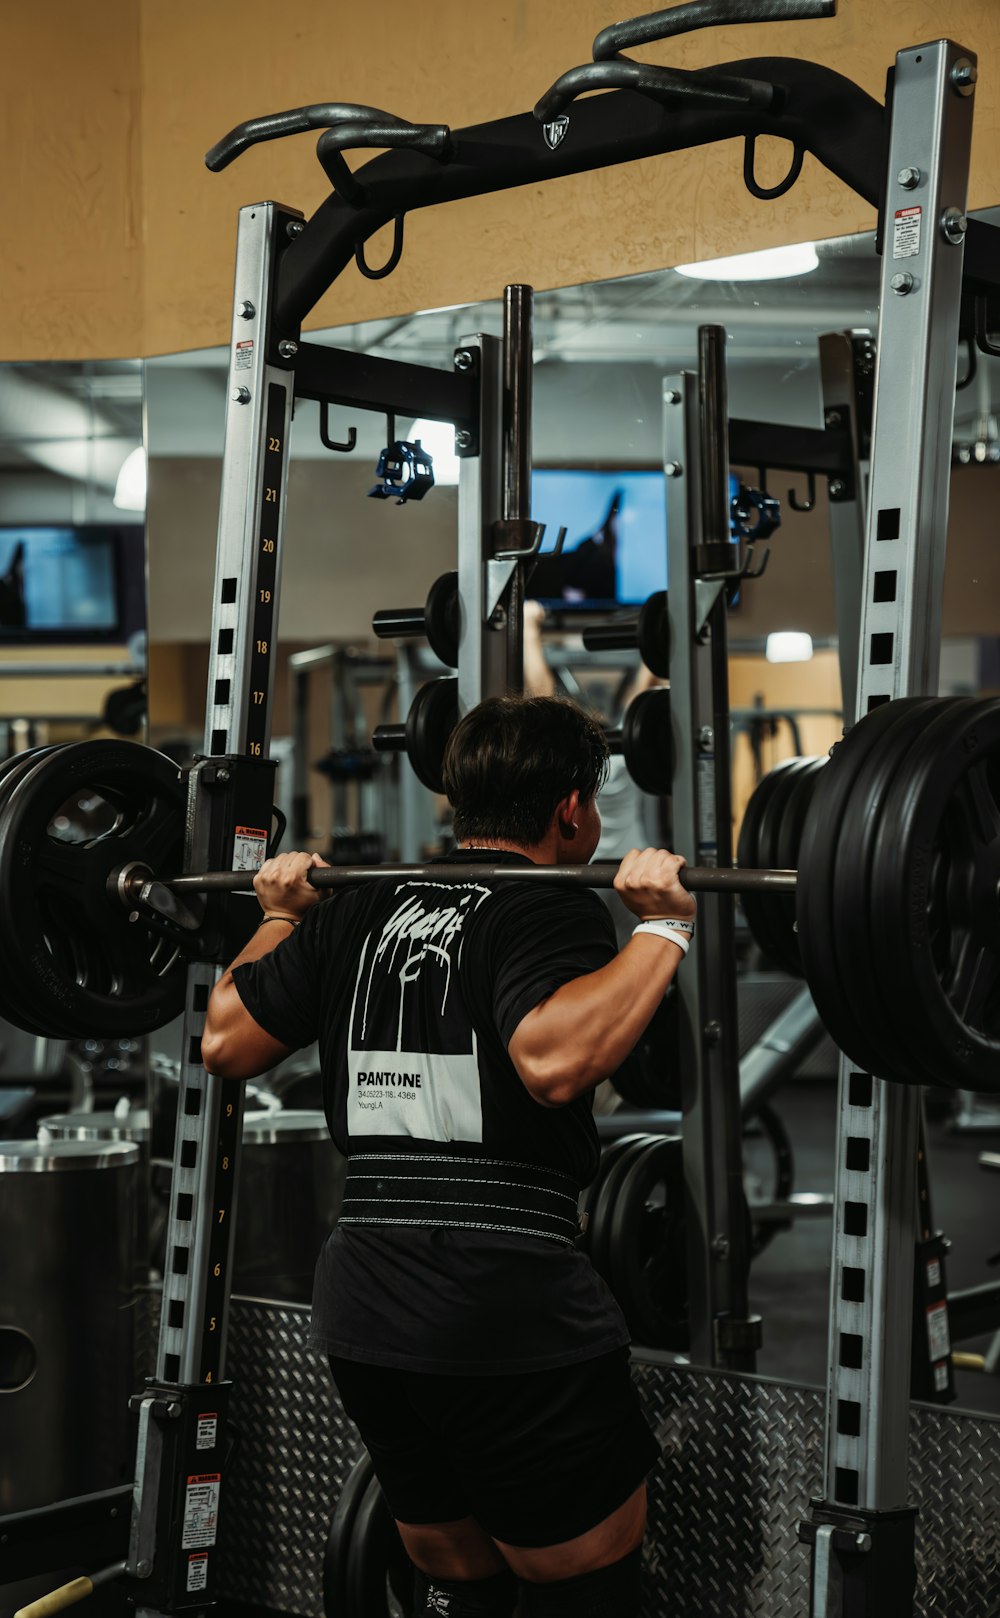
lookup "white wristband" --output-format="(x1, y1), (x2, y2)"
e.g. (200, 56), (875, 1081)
(633, 919), (694, 955)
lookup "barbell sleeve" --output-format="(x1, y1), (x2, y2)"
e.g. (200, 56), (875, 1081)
(135, 862), (797, 898)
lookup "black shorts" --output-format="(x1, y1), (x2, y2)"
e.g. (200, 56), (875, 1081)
(328, 1347), (660, 1548)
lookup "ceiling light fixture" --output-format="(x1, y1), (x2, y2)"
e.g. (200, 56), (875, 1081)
(674, 242), (819, 282)
(407, 419), (460, 486)
(766, 631), (814, 663)
(113, 445), (147, 512)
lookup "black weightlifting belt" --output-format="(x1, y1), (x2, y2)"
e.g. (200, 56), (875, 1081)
(339, 1152), (581, 1246)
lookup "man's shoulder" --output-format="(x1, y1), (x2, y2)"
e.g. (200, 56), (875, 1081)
(468, 873), (614, 930)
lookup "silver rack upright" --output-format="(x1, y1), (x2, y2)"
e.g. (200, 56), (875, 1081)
(803, 39), (976, 1616)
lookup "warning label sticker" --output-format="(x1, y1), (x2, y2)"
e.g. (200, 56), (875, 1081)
(933, 1361), (950, 1393)
(893, 206), (922, 260)
(926, 1302), (951, 1362)
(232, 826), (268, 873)
(196, 1412), (218, 1452)
(235, 338), (254, 370)
(926, 1257), (942, 1291)
(181, 1473), (221, 1550)
(187, 1552), (209, 1593)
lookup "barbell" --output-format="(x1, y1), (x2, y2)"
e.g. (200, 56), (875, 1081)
(0, 693), (997, 1092)
(128, 861), (795, 900)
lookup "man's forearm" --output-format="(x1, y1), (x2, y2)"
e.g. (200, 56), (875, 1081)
(509, 934), (683, 1106)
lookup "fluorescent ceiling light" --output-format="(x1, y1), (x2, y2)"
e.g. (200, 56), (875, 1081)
(113, 445), (147, 511)
(766, 631), (814, 664)
(674, 242), (819, 281)
(408, 418), (460, 486)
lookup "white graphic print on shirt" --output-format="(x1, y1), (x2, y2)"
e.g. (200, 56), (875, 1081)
(347, 881), (492, 1141)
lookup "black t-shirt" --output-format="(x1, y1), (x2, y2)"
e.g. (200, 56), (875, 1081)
(233, 850), (629, 1373)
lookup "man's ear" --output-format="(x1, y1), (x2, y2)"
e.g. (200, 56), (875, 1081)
(555, 788), (581, 838)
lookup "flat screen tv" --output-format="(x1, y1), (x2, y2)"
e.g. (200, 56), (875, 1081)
(529, 468), (745, 610)
(0, 526), (135, 643)
(529, 469), (667, 609)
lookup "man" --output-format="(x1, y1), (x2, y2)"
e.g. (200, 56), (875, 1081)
(203, 695), (696, 1618)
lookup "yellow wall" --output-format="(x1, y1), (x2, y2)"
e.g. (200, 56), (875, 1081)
(4, 1), (1000, 361)
(1, 4), (143, 359)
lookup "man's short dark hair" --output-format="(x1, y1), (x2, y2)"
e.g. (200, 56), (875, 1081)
(442, 695), (610, 846)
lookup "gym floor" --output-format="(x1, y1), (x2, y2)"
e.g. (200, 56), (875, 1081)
(748, 1073), (1000, 1417)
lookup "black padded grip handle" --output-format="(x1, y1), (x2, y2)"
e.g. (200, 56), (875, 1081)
(534, 59), (776, 123)
(205, 102), (403, 171)
(593, 0), (836, 62)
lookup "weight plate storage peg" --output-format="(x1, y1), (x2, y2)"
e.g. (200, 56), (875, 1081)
(371, 570), (459, 668)
(0, 740), (189, 1038)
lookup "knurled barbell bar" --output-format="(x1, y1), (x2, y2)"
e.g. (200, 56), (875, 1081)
(121, 859), (796, 901)
(0, 695), (998, 1091)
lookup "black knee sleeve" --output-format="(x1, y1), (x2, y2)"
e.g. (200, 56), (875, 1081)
(412, 1565), (518, 1618)
(519, 1546), (643, 1618)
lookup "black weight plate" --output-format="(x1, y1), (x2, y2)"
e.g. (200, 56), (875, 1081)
(423, 570), (459, 668)
(738, 759), (800, 966)
(621, 688), (672, 795)
(0, 746), (75, 1037)
(798, 700), (933, 1075)
(0, 739), (189, 1039)
(588, 1134), (656, 1282)
(324, 1452), (375, 1617)
(636, 590), (670, 679)
(869, 696), (1000, 1091)
(771, 758), (827, 977)
(830, 698), (947, 1083)
(577, 1131), (649, 1255)
(345, 1472), (393, 1618)
(607, 1136), (688, 1350)
(754, 758), (816, 973)
(736, 760), (787, 961)
(404, 677), (458, 794)
(385, 1508), (414, 1618)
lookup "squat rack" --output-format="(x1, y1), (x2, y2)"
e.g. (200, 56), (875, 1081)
(73, 6), (1000, 1618)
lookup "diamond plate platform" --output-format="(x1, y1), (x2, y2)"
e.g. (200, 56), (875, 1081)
(211, 1300), (1000, 1616)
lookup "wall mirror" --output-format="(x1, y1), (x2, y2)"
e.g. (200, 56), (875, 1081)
(0, 358), (147, 751)
(0, 207), (997, 1404)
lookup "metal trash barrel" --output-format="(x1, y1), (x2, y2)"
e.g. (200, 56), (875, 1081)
(0, 1140), (139, 1513)
(38, 1109), (151, 1281)
(37, 1108), (149, 1144)
(234, 1110), (345, 1303)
